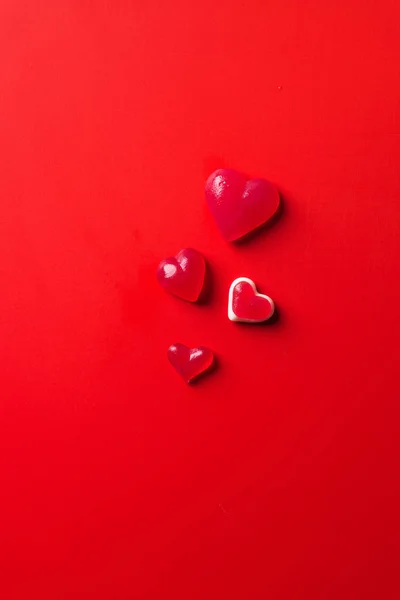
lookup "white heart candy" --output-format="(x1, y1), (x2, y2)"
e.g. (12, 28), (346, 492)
(228, 277), (275, 323)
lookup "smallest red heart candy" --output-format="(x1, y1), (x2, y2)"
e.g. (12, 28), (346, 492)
(168, 343), (215, 384)
(157, 248), (206, 302)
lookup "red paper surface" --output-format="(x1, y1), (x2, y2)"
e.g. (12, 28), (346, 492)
(1, 2), (399, 598)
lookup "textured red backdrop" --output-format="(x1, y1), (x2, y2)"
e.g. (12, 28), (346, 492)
(1, 1), (399, 598)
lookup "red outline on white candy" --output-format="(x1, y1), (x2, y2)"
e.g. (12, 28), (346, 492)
(228, 277), (275, 323)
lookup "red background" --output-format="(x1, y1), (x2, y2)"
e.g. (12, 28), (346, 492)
(1, 1), (399, 598)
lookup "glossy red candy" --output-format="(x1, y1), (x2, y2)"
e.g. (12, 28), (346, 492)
(228, 277), (275, 323)
(205, 168), (280, 241)
(157, 248), (206, 302)
(168, 343), (214, 383)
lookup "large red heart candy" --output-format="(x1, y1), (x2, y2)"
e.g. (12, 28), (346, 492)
(228, 277), (275, 323)
(205, 168), (280, 241)
(168, 343), (215, 383)
(157, 248), (206, 302)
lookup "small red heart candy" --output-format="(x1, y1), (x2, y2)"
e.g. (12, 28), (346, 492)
(228, 277), (275, 323)
(168, 343), (215, 383)
(205, 168), (280, 241)
(157, 248), (206, 302)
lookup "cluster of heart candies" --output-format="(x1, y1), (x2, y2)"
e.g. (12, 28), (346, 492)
(157, 168), (280, 384)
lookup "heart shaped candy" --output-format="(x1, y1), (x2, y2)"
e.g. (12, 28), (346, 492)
(205, 168), (280, 241)
(228, 277), (275, 323)
(168, 343), (215, 383)
(157, 248), (206, 302)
